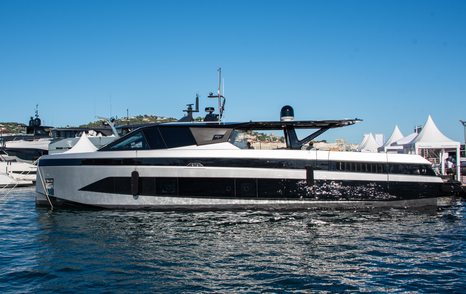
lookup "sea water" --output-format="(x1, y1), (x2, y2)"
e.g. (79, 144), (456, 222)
(0, 187), (464, 293)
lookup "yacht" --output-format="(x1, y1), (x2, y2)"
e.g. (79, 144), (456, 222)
(35, 103), (461, 209)
(1, 110), (53, 162)
(1, 152), (36, 188)
(1, 109), (125, 160)
(1, 172), (32, 189)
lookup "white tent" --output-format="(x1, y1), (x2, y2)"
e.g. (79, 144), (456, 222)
(408, 115), (461, 180)
(357, 133), (380, 152)
(382, 125), (404, 152)
(65, 132), (98, 153)
(385, 125), (404, 146)
(393, 132), (418, 153)
(384, 132), (417, 153)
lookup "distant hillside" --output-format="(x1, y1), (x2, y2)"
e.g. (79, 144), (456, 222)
(1, 115), (284, 143)
(79, 115), (284, 143)
(0, 122), (27, 134)
(79, 115), (178, 128)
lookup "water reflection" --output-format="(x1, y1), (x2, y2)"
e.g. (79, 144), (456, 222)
(0, 189), (464, 293)
(32, 205), (465, 292)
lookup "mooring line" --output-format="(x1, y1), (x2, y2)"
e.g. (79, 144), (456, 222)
(37, 166), (54, 211)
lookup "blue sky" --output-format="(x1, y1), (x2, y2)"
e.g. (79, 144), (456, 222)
(1, 0), (465, 144)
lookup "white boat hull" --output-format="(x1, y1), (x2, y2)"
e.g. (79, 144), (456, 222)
(0, 162), (35, 188)
(35, 149), (460, 210)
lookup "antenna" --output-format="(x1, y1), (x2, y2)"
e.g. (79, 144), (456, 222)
(208, 67), (226, 121)
(218, 67), (222, 98)
(179, 94), (200, 122)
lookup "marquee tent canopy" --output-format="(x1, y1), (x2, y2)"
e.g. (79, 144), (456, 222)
(408, 115), (460, 179)
(382, 125), (404, 152)
(65, 132), (98, 154)
(357, 133), (381, 152)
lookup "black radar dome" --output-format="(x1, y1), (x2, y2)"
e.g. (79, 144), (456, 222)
(280, 105), (294, 121)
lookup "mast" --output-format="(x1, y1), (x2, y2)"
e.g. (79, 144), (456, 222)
(218, 68), (222, 117)
(35, 104), (39, 119)
(208, 67), (226, 121)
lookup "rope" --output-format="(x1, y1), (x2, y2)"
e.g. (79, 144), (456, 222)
(36, 166), (54, 210)
(0, 177), (19, 200)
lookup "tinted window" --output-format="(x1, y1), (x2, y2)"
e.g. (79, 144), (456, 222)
(420, 165), (436, 176)
(315, 160), (328, 170)
(331, 161), (389, 173)
(228, 130), (248, 149)
(258, 179), (286, 197)
(236, 178), (257, 197)
(143, 127), (166, 149)
(388, 163), (436, 175)
(179, 178), (235, 197)
(106, 131), (149, 150)
(159, 127), (196, 148)
(156, 178), (178, 195)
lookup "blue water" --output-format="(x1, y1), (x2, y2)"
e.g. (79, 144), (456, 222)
(0, 188), (465, 293)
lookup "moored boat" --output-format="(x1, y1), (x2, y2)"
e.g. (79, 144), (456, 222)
(35, 104), (461, 210)
(0, 155), (36, 188)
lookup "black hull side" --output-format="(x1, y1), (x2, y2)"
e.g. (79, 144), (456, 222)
(79, 176), (459, 202)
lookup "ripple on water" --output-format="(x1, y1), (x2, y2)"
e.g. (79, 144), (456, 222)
(0, 188), (465, 293)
